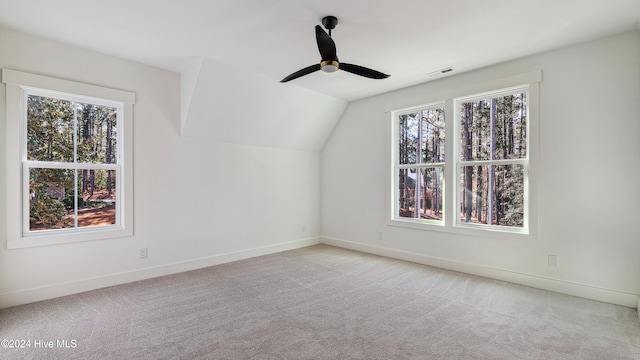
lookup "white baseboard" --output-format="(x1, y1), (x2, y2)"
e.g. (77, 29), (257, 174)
(0, 237), (320, 309)
(321, 236), (638, 308)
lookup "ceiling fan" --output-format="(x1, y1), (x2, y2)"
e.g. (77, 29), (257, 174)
(280, 16), (390, 83)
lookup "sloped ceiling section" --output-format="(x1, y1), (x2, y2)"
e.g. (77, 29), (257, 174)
(181, 57), (348, 152)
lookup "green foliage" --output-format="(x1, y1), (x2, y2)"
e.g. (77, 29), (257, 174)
(27, 96), (74, 162)
(499, 165), (525, 227)
(27, 96), (117, 164)
(29, 182), (67, 228)
(27, 95), (118, 230)
(62, 195), (85, 209)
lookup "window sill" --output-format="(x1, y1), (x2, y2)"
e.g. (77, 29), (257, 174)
(388, 218), (533, 240)
(7, 226), (133, 249)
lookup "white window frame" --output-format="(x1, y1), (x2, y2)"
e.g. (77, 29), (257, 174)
(454, 86), (530, 234)
(2, 69), (135, 249)
(388, 71), (540, 238)
(391, 102), (446, 227)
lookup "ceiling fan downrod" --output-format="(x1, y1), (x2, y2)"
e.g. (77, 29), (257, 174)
(322, 16), (338, 36)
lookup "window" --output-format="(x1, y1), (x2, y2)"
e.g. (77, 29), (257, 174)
(455, 87), (529, 232)
(390, 71), (539, 236)
(394, 104), (445, 224)
(2, 69), (135, 248)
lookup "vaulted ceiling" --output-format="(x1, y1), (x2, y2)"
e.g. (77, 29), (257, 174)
(1, 0), (639, 150)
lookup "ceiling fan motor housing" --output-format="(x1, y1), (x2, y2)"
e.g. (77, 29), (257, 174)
(322, 16), (338, 31)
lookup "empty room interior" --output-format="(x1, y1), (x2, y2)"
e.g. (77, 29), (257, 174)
(1, 0), (639, 358)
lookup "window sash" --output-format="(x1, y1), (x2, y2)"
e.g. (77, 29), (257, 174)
(455, 163), (529, 232)
(23, 163), (122, 235)
(23, 89), (123, 164)
(394, 103), (445, 166)
(24, 161), (120, 171)
(394, 165), (445, 223)
(397, 162), (445, 169)
(458, 158), (527, 167)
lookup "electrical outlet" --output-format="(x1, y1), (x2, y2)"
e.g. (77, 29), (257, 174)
(377, 232), (383, 240)
(302, 225), (307, 232)
(139, 247), (148, 259)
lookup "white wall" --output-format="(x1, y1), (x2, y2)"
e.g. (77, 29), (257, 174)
(0, 28), (320, 307)
(321, 30), (640, 307)
(181, 57), (348, 151)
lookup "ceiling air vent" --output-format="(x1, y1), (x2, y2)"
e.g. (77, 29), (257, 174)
(426, 67), (453, 78)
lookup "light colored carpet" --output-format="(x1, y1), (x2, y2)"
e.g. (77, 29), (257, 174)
(1, 244), (638, 359)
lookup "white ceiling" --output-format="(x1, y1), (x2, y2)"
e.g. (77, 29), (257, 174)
(1, 0), (638, 102)
(1, 0), (639, 151)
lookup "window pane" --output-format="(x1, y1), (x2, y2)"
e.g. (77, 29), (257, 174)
(420, 108), (445, 163)
(398, 167), (443, 221)
(460, 93), (527, 161)
(459, 164), (524, 227)
(29, 168), (75, 230)
(27, 96), (75, 162)
(398, 168), (416, 217)
(29, 168), (117, 231)
(76, 103), (118, 164)
(398, 113), (419, 164)
(79, 168), (117, 228)
(27, 97), (118, 165)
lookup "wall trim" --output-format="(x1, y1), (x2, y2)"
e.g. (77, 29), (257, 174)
(321, 236), (638, 309)
(0, 237), (320, 309)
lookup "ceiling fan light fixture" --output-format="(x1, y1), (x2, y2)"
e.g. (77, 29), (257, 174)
(321, 60), (339, 73)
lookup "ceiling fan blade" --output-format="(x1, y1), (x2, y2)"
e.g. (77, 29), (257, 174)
(340, 63), (390, 79)
(280, 64), (321, 82)
(315, 25), (337, 61)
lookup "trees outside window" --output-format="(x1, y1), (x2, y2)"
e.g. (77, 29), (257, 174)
(395, 104), (445, 223)
(26, 95), (119, 231)
(458, 90), (528, 229)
